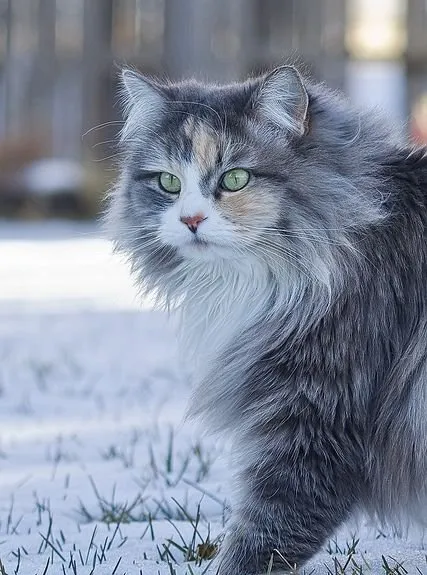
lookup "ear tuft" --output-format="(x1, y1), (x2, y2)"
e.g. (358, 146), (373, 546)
(255, 66), (309, 136)
(120, 68), (164, 118)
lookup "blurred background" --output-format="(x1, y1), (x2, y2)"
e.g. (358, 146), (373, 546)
(0, 0), (426, 219)
(0, 0), (426, 311)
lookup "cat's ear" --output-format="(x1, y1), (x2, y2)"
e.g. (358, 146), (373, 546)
(120, 69), (165, 118)
(253, 66), (309, 136)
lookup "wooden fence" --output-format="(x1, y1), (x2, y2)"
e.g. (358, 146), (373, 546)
(0, 0), (425, 163)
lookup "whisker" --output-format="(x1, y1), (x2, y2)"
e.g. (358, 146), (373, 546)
(170, 100), (224, 132)
(238, 224), (353, 234)
(90, 139), (122, 150)
(238, 236), (315, 282)
(82, 120), (125, 139)
(237, 226), (344, 247)
(166, 110), (221, 140)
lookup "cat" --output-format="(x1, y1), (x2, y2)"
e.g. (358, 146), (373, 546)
(107, 65), (427, 573)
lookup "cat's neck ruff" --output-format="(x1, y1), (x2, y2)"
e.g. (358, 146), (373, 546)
(171, 256), (275, 372)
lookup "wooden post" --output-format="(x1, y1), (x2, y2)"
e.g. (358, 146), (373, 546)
(320, 0), (347, 89)
(163, 0), (206, 79)
(82, 0), (114, 161)
(406, 0), (427, 117)
(163, 0), (255, 81)
(3, 0), (13, 136)
(34, 0), (56, 153)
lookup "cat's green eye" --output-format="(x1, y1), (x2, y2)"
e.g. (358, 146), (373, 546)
(159, 172), (181, 194)
(220, 168), (250, 192)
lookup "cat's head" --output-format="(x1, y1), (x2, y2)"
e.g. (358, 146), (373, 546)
(109, 66), (388, 299)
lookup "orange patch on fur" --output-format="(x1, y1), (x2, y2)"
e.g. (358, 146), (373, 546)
(218, 186), (280, 228)
(183, 117), (195, 139)
(183, 118), (219, 172)
(192, 125), (218, 172)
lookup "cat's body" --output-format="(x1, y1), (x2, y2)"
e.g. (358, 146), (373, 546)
(108, 66), (427, 573)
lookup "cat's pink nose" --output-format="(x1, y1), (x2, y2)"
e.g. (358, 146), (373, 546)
(180, 214), (207, 234)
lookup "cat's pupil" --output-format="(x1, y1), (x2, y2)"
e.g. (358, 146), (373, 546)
(159, 172), (181, 193)
(222, 168), (250, 191)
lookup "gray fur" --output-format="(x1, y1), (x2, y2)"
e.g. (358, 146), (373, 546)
(107, 66), (427, 573)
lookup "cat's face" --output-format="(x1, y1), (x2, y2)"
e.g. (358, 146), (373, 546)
(112, 67), (313, 277)
(117, 67), (308, 263)
(110, 66), (385, 294)
(149, 117), (283, 263)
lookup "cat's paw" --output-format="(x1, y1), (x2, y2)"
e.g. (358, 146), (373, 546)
(212, 533), (298, 575)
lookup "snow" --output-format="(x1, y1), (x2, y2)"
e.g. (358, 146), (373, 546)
(19, 159), (85, 196)
(0, 220), (427, 574)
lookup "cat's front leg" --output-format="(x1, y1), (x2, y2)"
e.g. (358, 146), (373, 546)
(214, 432), (360, 574)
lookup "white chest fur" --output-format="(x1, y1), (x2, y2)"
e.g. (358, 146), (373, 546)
(173, 258), (272, 377)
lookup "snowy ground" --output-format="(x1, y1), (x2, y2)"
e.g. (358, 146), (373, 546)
(1, 221), (427, 575)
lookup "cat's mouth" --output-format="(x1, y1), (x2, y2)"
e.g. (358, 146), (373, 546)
(180, 236), (231, 260)
(190, 236), (209, 248)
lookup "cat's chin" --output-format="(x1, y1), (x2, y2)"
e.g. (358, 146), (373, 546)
(179, 240), (233, 262)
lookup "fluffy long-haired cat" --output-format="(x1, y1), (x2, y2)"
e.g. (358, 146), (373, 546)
(107, 65), (427, 573)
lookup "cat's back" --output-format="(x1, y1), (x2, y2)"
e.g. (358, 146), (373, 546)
(382, 145), (427, 215)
